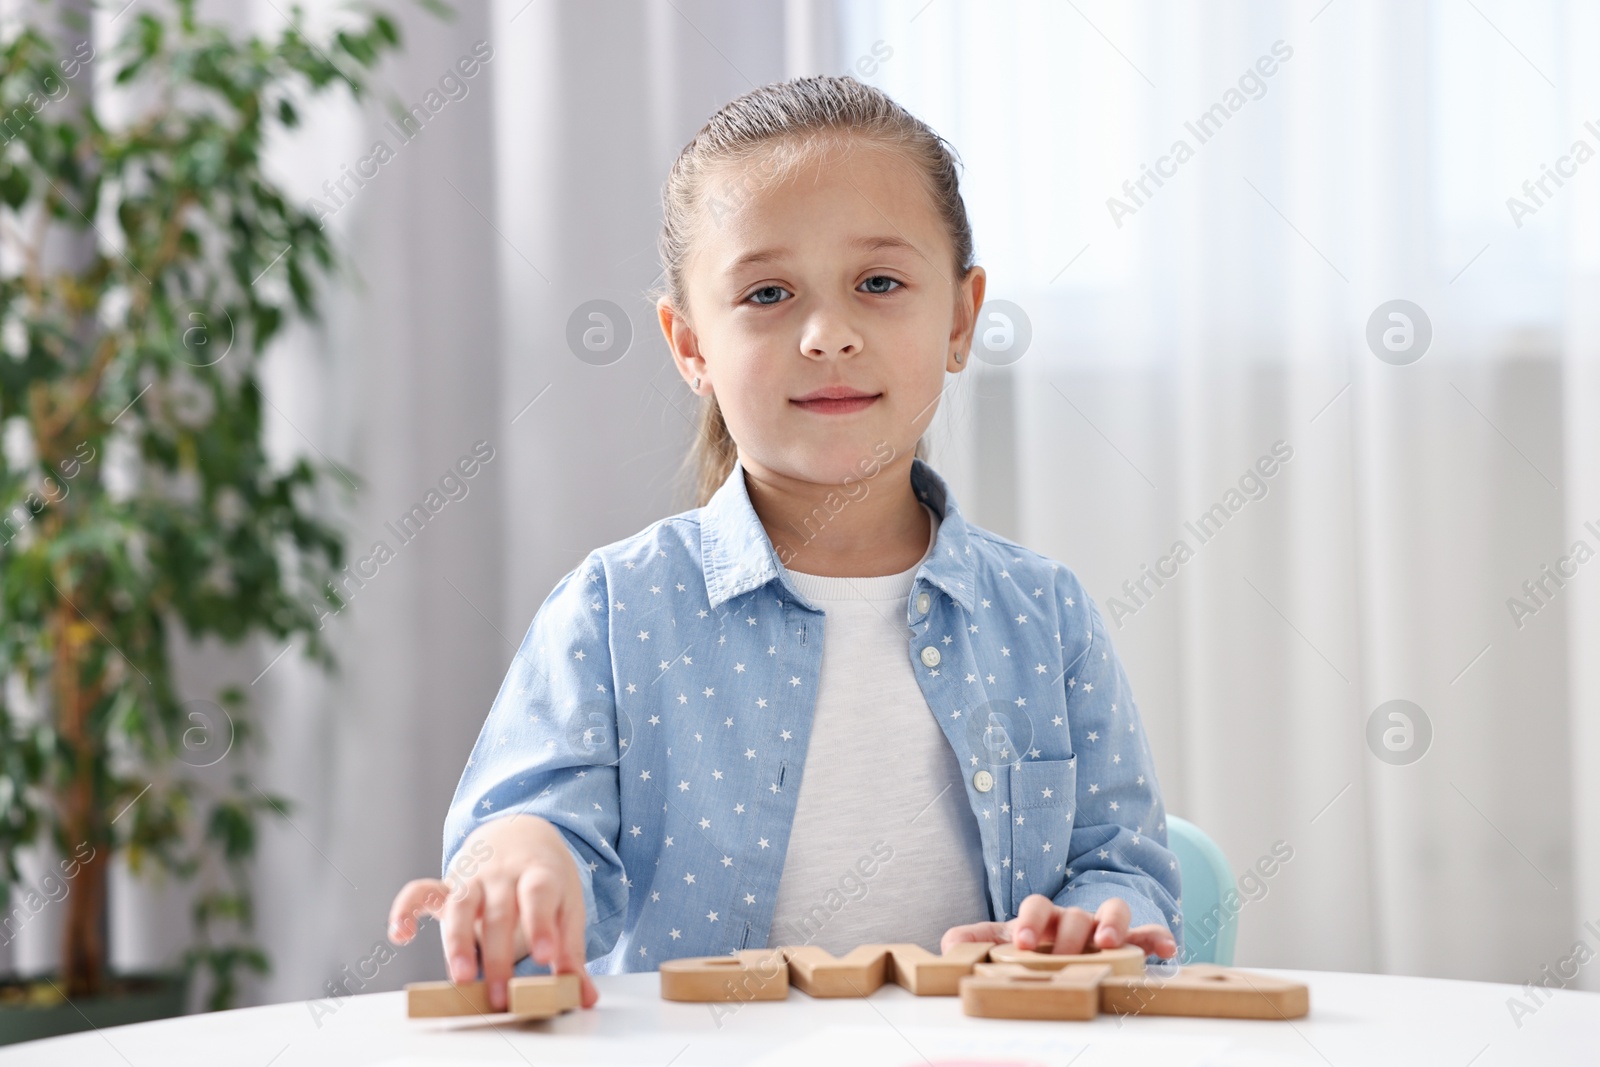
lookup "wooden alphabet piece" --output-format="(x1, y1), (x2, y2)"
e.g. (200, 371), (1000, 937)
(985, 942), (1146, 975)
(658, 942), (993, 1001)
(959, 962), (1310, 1022)
(660, 949), (790, 1002)
(786, 942), (995, 997)
(960, 962), (1112, 1021)
(405, 973), (580, 1020)
(1100, 964), (1311, 1020)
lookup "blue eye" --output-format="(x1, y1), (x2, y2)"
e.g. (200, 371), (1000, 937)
(861, 276), (901, 294)
(747, 285), (788, 306)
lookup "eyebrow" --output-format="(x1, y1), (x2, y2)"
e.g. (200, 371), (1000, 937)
(722, 234), (920, 276)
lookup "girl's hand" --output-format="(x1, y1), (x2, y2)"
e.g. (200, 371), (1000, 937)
(940, 893), (1177, 960)
(387, 814), (600, 1011)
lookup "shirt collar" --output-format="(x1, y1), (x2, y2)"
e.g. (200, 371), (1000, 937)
(699, 455), (979, 615)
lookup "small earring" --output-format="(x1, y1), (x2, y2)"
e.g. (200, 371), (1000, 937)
(692, 376), (701, 390)
(953, 350), (963, 364)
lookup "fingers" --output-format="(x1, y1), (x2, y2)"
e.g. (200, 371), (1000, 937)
(515, 867), (563, 968)
(1126, 923), (1178, 959)
(556, 895), (600, 1008)
(479, 880), (518, 1011)
(1049, 906), (1096, 954)
(1010, 894), (1059, 951)
(439, 877), (485, 985)
(1091, 897), (1131, 951)
(387, 878), (449, 945)
(940, 920), (1012, 953)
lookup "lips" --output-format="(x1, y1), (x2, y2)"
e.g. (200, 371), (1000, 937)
(791, 386), (881, 415)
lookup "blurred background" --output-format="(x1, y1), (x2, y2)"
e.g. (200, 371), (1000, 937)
(1, 0), (1596, 1018)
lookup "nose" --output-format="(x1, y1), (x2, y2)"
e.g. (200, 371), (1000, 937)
(798, 297), (864, 361)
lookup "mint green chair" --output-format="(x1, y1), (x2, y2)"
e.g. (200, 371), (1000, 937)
(1165, 815), (1236, 965)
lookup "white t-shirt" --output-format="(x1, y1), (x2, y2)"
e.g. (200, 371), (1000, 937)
(766, 504), (991, 954)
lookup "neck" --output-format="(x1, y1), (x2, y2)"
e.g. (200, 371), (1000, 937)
(742, 454), (930, 578)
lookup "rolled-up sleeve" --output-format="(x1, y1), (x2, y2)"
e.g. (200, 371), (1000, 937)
(441, 551), (627, 963)
(1055, 586), (1183, 956)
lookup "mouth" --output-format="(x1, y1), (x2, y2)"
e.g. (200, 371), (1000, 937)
(790, 387), (882, 415)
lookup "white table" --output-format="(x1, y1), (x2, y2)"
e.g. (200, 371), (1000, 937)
(2, 967), (1595, 1065)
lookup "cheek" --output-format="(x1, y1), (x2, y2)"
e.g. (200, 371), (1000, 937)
(706, 352), (781, 441)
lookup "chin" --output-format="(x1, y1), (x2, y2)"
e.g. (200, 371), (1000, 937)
(767, 436), (902, 487)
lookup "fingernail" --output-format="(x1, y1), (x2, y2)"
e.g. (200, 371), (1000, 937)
(534, 937), (553, 962)
(490, 980), (506, 1010)
(450, 954), (474, 982)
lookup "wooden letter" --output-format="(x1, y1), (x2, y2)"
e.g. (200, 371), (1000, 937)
(1099, 964), (1310, 1020)
(882, 942), (993, 996)
(985, 942), (1145, 975)
(781, 944), (890, 997)
(659, 949), (790, 1002)
(960, 962), (1112, 1021)
(776, 943), (994, 998)
(406, 973), (580, 1020)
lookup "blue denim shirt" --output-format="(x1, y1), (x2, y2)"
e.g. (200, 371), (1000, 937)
(443, 457), (1183, 974)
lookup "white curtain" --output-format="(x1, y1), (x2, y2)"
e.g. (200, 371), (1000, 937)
(10, 0), (1590, 1006)
(840, 0), (1600, 986)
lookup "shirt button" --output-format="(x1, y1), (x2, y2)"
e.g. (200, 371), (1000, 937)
(920, 646), (941, 668)
(973, 770), (994, 793)
(915, 592), (931, 615)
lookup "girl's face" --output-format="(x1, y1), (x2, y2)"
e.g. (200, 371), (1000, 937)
(661, 139), (986, 487)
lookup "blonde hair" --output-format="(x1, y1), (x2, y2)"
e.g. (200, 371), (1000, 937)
(650, 74), (976, 507)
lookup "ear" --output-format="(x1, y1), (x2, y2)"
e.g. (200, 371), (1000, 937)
(658, 297), (709, 393)
(948, 265), (987, 373)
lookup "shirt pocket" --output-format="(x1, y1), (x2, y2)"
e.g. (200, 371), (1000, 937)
(1009, 757), (1077, 908)
(1013, 756), (1076, 810)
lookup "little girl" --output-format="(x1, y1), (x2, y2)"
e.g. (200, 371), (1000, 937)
(388, 75), (1181, 1013)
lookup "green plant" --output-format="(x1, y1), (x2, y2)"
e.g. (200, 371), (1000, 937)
(0, 1), (411, 1011)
